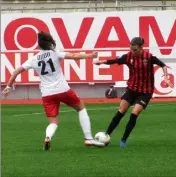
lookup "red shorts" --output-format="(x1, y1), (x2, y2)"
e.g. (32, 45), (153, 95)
(42, 89), (80, 117)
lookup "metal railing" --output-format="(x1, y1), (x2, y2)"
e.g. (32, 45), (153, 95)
(1, 0), (176, 12)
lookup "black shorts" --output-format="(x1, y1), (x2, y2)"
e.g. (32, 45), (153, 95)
(121, 88), (152, 109)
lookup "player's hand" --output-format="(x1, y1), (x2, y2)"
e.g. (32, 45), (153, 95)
(91, 52), (98, 58)
(164, 78), (174, 88)
(93, 60), (106, 65)
(2, 86), (11, 98)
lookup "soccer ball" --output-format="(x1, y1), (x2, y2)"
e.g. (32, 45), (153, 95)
(95, 132), (110, 145)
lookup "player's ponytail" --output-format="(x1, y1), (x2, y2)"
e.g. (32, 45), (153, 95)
(38, 31), (56, 50)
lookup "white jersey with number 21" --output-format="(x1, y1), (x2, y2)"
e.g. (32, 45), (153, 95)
(22, 50), (70, 97)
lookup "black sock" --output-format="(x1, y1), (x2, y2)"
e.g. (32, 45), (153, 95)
(106, 111), (124, 135)
(121, 113), (138, 142)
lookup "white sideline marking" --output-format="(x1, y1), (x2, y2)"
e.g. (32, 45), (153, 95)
(12, 106), (118, 117)
(11, 102), (174, 117)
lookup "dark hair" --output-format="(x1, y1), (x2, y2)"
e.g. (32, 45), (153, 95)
(37, 31), (56, 50)
(130, 37), (144, 46)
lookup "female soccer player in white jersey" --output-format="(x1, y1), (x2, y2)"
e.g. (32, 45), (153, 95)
(2, 31), (105, 150)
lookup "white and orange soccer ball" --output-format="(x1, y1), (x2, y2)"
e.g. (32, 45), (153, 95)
(95, 132), (110, 145)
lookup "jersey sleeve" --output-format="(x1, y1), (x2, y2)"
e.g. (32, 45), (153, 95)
(105, 55), (127, 65)
(151, 56), (166, 67)
(22, 58), (34, 70)
(106, 54), (127, 65)
(116, 54), (127, 65)
(56, 51), (67, 60)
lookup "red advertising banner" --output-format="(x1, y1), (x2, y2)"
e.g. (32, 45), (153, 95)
(1, 50), (127, 84)
(1, 11), (176, 58)
(1, 11), (176, 96)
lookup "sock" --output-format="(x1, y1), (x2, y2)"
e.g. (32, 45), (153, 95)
(121, 113), (138, 142)
(78, 108), (93, 140)
(106, 111), (125, 135)
(46, 123), (58, 140)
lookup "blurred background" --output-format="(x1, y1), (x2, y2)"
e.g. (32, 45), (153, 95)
(1, 0), (176, 100)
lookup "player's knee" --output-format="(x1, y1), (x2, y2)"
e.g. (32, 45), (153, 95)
(132, 109), (142, 116)
(132, 104), (144, 115)
(73, 101), (85, 112)
(119, 106), (128, 114)
(48, 117), (59, 125)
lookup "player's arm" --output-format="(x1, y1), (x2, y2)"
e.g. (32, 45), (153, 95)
(93, 54), (127, 65)
(64, 51), (98, 60)
(152, 56), (173, 88)
(2, 58), (33, 98)
(2, 66), (25, 98)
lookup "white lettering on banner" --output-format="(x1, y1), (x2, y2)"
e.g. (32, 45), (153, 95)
(1, 53), (21, 82)
(93, 52), (112, 80)
(115, 51), (129, 80)
(64, 58), (86, 81)
(1, 52), (176, 97)
(28, 53), (40, 82)
(123, 65), (129, 80)
(29, 69), (40, 82)
(116, 51), (128, 57)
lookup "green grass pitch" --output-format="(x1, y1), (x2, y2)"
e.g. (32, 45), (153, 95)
(2, 103), (176, 177)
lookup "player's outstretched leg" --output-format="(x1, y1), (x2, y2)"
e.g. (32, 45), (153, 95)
(63, 89), (105, 147)
(105, 100), (130, 137)
(120, 104), (143, 147)
(106, 111), (125, 135)
(70, 101), (104, 147)
(78, 107), (105, 147)
(120, 113), (137, 147)
(44, 117), (58, 151)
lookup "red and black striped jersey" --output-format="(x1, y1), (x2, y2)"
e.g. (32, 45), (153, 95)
(106, 50), (166, 94)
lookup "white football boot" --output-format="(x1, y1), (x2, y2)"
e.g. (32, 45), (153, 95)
(84, 139), (105, 147)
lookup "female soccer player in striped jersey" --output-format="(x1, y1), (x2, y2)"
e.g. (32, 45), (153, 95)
(94, 37), (173, 147)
